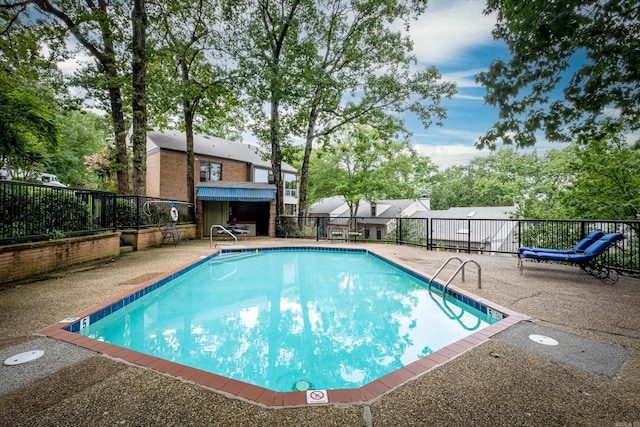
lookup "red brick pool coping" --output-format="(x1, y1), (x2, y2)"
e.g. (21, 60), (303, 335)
(40, 249), (528, 407)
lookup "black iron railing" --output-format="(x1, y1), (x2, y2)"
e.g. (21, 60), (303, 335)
(0, 181), (194, 244)
(277, 216), (640, 276)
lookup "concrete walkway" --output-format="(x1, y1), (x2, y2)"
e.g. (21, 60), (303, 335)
(0, 238), (638, 426)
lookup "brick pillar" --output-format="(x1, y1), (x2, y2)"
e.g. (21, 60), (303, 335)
(268, 202), (277, 237)
(196, 199), (204, 239)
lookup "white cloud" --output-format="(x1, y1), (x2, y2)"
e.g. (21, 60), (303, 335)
(410, 0), (496, 65)
(413, 143), (491, 169)
(452, 94), (484, 101)
(439, 68), (486, 88)
(57, 51), (93, 76)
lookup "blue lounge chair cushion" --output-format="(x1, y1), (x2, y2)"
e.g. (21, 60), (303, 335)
(518, 230), (604, 254)
(520, 233), (624, 263)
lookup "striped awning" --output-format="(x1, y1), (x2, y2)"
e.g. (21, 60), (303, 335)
(197, 187), (275, 202)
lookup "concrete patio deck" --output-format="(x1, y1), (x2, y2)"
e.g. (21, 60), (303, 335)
(0, 238), (638, 426)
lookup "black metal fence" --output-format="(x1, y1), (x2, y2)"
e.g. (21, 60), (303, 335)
(0, 181), (194, 244)
(277, 216), (640, 276)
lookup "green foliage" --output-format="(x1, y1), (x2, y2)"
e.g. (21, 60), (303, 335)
(478, 0), (640, 148)
(430, 149), (542, 210)
(557, 135), (640, 220)
(310, 124), (436, 216)
(48, 110), (113, 188)
(0, 74), (60, 171)
(0, 185), (91, 239)
(115, 198), (140, 228)
(430, 131), (640, 220)
(226, 0), (453, 217)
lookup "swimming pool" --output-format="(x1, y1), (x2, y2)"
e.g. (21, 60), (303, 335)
(45, 246), (524, 406)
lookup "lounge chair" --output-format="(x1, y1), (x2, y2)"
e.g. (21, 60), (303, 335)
(518, 230), (604, 254)
(518, 232), (624, 282)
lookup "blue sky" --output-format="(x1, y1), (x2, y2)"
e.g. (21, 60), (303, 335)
(405, 0), (511, 168)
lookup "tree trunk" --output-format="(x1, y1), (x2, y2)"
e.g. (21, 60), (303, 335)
(102, 26), (129, 194)
(131, 0), (147, 195)
(184, 104), (196, 205)
(181, 59), (196, 205)
(270, 99), (284, 217)
(297, 105), (318, 228)
(108, 87), (129, 194)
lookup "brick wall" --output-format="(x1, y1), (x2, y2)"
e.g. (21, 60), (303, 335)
(154, 151), (249, 201)
(120, 225), (196, 250)
(0, 233), (121, 285)
(159, 150), (188, 200)
(218, 157), (249, 182)
(146, 151), (161, 197)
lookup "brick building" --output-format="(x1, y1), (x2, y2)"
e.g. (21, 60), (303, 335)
(146, 129), (298, 238)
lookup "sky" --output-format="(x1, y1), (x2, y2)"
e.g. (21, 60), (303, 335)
(404, 0), (509, 168)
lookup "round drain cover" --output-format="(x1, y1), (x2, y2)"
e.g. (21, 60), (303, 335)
(4, 350), (45, 366)
(294, 380), (311, 391)
(529, 334), (559, 346)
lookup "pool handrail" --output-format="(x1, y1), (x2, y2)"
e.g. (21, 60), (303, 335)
(428, 256), (481, 291)
(210, 225), (237, 248)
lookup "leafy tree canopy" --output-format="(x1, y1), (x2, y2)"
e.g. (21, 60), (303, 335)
(558, 130), (640, 220)
(309, 124), (437, 217)
(0, 73), (59, 173)
(49, 110), (112, 188)
(477, 0), (640, 148)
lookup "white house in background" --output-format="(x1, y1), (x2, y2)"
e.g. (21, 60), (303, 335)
(411, 206), (517, 253)
(308, 196), (516, 252)
(308, 196), (431, 240)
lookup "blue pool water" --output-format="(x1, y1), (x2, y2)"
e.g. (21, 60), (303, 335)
(78, 248), (499, 391)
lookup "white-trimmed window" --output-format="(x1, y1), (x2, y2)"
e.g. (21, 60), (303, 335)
(200, 162), (221, 182)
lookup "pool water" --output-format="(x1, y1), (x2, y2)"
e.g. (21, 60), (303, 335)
(79, 249), (498, 392)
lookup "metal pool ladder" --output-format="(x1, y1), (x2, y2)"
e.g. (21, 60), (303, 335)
(428, 256), (482, 292)
(210, 225), (237, 248)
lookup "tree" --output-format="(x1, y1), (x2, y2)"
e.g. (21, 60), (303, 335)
(558, 129), (640, 220)
(228, 0), (313, 217)
(148, 0), (239, 204)
(430, 149), (544, 210)
(293, 0), (455, 224)
(50, 110), (112, 188)
(477, 0), (640, 148)
(0, 74), (59, 176)
(515, 148), (572, 219)
(131, 0), (147, 195)
(229, 0), (454, 219)
(310, 124), (436, 221)
(4, 0), (134, 193)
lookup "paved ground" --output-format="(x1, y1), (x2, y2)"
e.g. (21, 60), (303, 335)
(0, 238), (639, 426)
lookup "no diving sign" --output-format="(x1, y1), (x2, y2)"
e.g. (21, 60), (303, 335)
(306, 389), (329, 404)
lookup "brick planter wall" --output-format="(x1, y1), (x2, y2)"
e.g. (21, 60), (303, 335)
(0, 233), (121, 285)
(120, 224), (196, 250)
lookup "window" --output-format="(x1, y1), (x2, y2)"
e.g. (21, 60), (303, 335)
(284, 172), (297, 197)
(285, 204), (297, 216)
(254, 168), (269, 183)
(200, 162), (221, 182)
